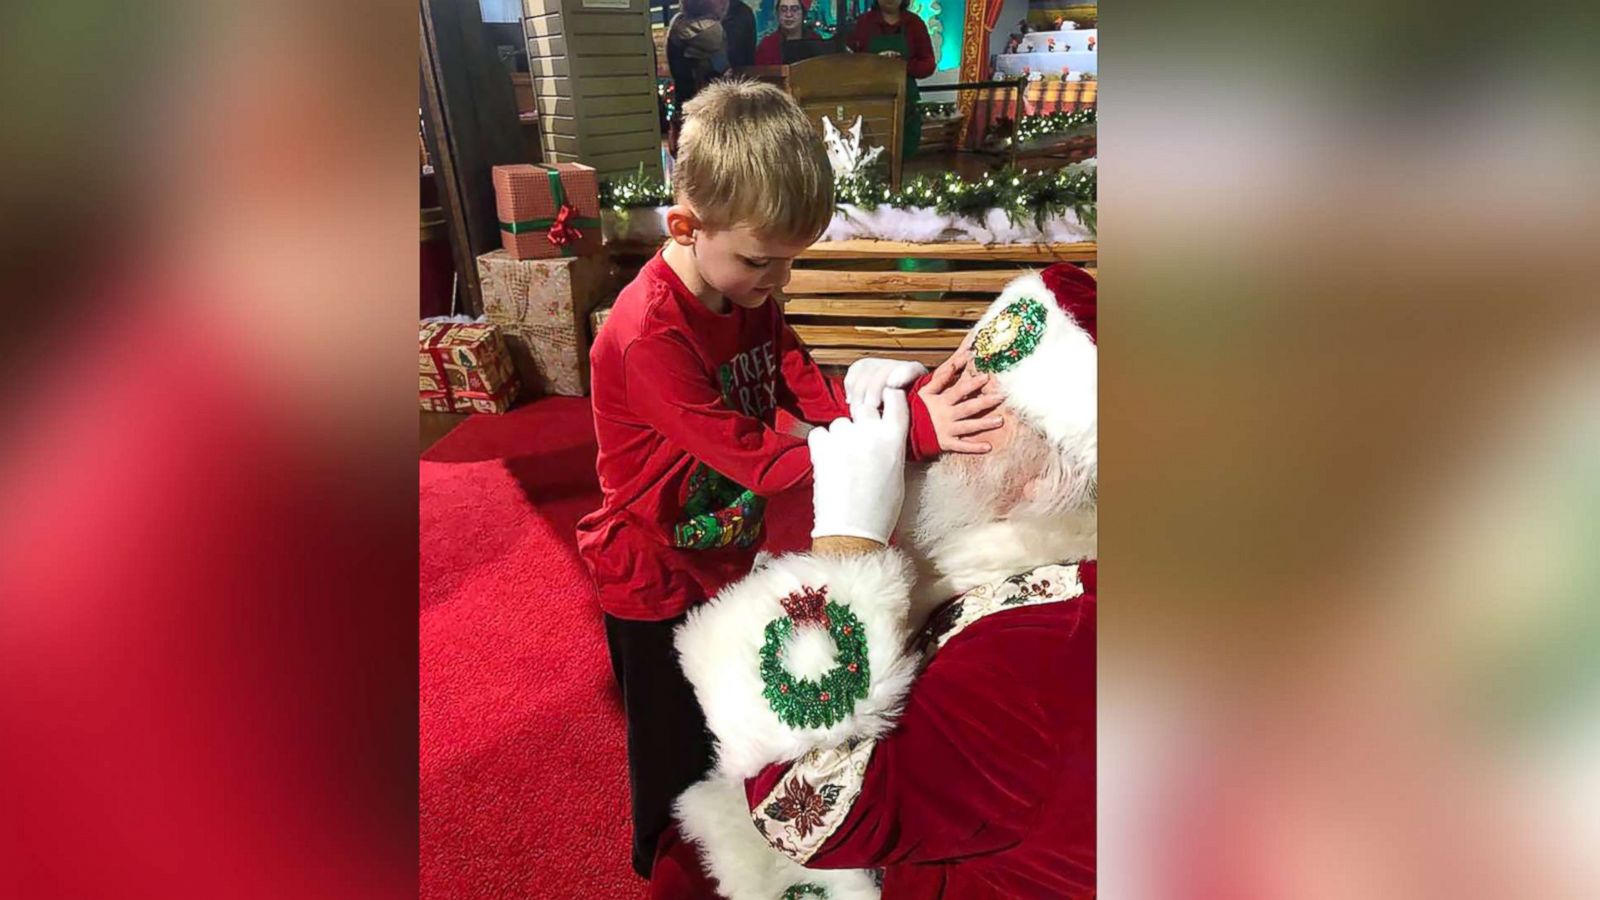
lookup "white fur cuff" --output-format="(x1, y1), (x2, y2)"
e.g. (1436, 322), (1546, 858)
(675, 549), (921, 780)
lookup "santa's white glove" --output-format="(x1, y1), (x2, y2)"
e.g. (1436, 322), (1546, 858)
(808, 390), (910, 544)
(843, 358), (927, 410)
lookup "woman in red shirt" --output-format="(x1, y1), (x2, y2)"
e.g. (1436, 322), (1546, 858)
(754, 0), (820, 66)
(847, 0), (937, 161)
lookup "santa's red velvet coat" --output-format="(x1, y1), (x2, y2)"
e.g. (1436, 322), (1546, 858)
(652, 556), (1096, 900)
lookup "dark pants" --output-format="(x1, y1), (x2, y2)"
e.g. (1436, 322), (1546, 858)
(604, 613), (714, 880)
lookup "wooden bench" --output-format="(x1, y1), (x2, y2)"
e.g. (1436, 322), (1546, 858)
(600, 239), (1096, 370)
(784, 239), (1096, 369)
(918, 114), (965, 155)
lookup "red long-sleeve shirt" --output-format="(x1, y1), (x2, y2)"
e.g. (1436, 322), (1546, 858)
(576, 252), (939, 620)
(846, 8), (937, 79)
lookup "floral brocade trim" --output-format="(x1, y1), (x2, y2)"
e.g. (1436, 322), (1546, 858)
(919, 563), (1085, 654)
(672, 463), (767, 550)
(752, 737), (877, 865)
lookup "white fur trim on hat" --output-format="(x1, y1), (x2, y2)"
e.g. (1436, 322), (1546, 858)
(973, 271), (1097, 463)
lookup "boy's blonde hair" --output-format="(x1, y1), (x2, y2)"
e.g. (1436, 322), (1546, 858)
(675, 80), (835, 244)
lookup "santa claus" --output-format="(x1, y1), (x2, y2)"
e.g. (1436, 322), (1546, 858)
(650, 264), (1098, 899)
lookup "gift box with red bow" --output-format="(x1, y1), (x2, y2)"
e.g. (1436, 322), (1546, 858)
(492, 163), (603, 260)
(418, 320), (519, 413)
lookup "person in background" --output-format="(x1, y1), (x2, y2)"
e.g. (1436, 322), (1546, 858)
(667, 0), (732, 154)
(722, 0), (758, 69)
(755, 0), (820, 66)
(847, 0), (936, 162)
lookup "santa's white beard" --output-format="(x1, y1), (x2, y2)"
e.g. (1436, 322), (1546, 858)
(896, 426), (1096, 608)
(903, 425), (1094, 551)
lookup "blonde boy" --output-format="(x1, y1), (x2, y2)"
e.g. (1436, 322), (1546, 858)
(575, 80), (1000, 878)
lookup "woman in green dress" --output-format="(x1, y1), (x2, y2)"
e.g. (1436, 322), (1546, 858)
(846, 0), (937, 162)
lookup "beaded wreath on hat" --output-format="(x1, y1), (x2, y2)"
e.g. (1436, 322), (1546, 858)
(760, 587), (870, 729)
(781, 884), (829, 900)
(973, 296), (1049, 373)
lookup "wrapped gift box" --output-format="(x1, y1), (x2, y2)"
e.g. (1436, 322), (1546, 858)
(590, 303), (613, 339)
(419, 320), (518, 413)
(477, 250), (617, 397)
(493, 163), (602, 260)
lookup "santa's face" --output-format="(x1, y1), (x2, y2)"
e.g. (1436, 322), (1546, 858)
(901, 407), (1047, 544)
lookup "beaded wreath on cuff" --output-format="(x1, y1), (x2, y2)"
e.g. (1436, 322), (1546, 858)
(759, 587), (870, 729)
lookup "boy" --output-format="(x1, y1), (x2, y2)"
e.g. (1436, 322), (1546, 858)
(576, 80), (1003, 879)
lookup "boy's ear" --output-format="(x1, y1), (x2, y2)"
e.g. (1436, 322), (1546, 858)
(666, 205), (700, 245)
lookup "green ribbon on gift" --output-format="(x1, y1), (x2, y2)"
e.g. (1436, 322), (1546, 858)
(499, 165), (601, 256)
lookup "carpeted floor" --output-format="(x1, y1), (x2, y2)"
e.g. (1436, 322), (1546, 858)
(420, 396), (811, 898)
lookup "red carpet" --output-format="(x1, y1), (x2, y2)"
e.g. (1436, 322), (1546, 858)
(420, 397), (811, 898)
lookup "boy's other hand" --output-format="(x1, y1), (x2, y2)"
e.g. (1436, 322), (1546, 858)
(844, 357), (927, 410)
(918, 349), (1004, 454)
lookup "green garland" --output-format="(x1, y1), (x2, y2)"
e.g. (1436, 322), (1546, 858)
(920, 101), (958, 119)
(994, 108), (1097, 147)
(599, 163), (1096, 235)
(837, 165), (1097, 234)
(598, 163), (673, 211)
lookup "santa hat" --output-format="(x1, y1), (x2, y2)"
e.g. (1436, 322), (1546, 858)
(969, 263), (1097, 451)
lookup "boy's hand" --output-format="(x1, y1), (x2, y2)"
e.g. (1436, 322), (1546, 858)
(844, 357), (927, 410)
(918, 348), (1004, 454)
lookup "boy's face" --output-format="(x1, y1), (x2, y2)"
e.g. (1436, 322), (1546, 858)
(692, 225), (812, 309)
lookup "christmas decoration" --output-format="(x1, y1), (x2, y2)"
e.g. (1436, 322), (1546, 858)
(921, 101), (958, 119)
(493, 163), (602, 260)
(599, 162), (1097, 242)
(419, 320), (518, 413)
(674, 463), (765, 550)
(973, 296), (1049, 373)
(994, 108), (1097, 146)
(835, 164), (1096, 235)
(821, 115), (884, 182)
(476, 250), (615, 397)
(781, 882), (830, 900)
(599, 162), (673, 211)
(657, 77), (676, 123)
(759, 587), (870, 730)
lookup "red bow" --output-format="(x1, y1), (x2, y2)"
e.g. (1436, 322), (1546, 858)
(781, 587), (831, 628)
(547, 201), (584, 248)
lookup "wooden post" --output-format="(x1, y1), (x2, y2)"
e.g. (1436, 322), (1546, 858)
(955, 0), (988, 149)
(523, 0), (664, 182)
(420, 0), (527, 316)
